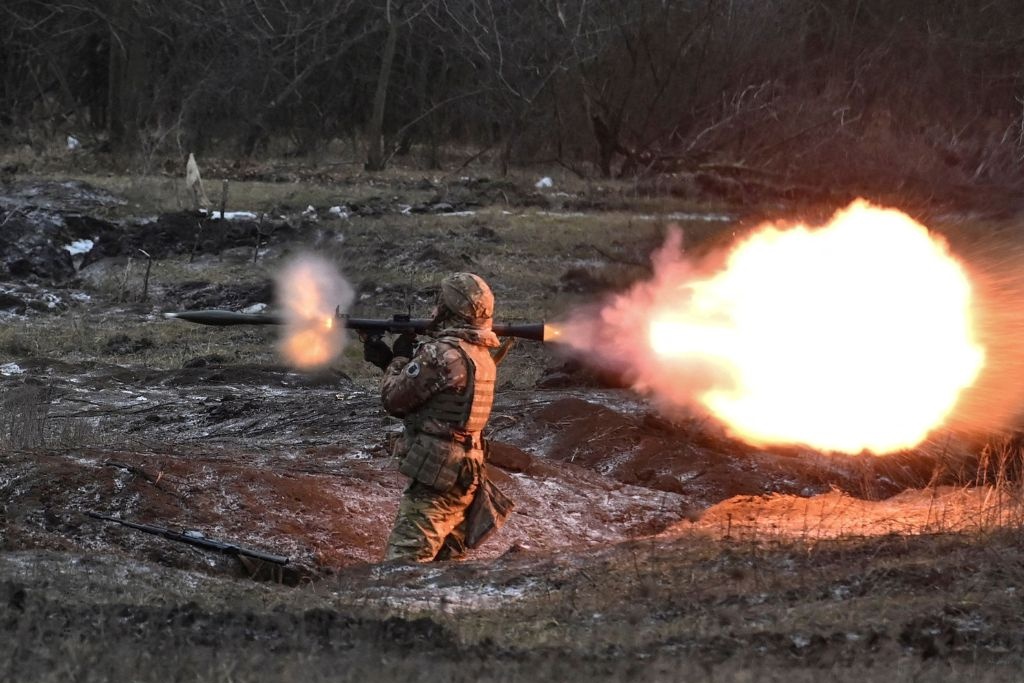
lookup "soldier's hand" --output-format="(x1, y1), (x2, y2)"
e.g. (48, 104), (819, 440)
(391, 332), (417, 360)
(362, 335), (393, 370)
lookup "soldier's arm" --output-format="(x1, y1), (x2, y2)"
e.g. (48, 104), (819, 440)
(381, 343), (467, 417)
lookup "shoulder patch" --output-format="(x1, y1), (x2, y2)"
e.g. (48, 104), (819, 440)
(404, 362), (421, 377)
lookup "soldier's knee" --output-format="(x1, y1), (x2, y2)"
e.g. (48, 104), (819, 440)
(385, 513), (444, 562)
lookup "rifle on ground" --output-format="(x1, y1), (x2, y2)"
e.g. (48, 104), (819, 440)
(164, 309), (550, 342)
(87, 512), (289, 565)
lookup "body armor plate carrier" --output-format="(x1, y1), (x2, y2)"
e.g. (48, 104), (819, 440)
(398, 337), (496, 490)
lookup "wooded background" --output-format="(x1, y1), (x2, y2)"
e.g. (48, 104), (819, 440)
(3, 0), (1024, 199)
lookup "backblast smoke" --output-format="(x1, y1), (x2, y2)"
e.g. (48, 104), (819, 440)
(275, 255), (354, 369)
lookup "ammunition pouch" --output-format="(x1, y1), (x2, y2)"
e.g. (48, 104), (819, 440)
(397, 429), (484, 492)
(464, 470), (515, 549)
(397, 433), (460, 491)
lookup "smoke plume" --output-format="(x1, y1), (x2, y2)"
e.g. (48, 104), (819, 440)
(274, 254), (354, 369)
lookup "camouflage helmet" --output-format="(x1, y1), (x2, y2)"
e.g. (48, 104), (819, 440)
(438, 272), (494, 326)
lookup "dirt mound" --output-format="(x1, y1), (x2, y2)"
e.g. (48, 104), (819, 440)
(0, 204), (301, 284)
(510, 396), (957, 506)
(0, 210), (77, 282)
(0, 281), (74, 315)
(683, 486), (1024, 539)
(80, 212), (300, 263)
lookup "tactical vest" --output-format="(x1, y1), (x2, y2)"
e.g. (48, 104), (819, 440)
(398, 337), (496, 490)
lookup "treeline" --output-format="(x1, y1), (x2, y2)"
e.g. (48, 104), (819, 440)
(3, 0), (1024, 195)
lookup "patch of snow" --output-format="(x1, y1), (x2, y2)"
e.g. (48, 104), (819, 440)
(0, 363), (25, 376)
(665, 211), (732, 222)
(71, 292), (92, 303)
(830, 585), (852, 600)
(207, 210), (258, 220)
(536, 211), (586, 218)
(631, 212), (733, 222)
(952, 613), (988, 633)
(257, 385), (292, 398)
(535, 176), (554, 189)
(241, 303), (268, 314)
(64, 239), (94, 255)
(328, 206), (350, 219)
(568, 258), (605, 268)
(399, 205), (412, 215)
(346, 449), (374, 461)
(303, 205), (317, 216)
(365, 577), (539, 613)
(67, 135), (80, 151)
(440, 211), (477, 217)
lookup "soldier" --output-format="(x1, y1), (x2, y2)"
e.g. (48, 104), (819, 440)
(362, 272), (501, 562)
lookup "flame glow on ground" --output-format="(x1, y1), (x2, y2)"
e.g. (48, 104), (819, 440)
(562, 200), (986, 454)
(275, 255), (354, 369)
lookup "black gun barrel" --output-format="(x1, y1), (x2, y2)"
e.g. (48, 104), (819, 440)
(165, 310), (548, 342)
(87, 512), (290, 565)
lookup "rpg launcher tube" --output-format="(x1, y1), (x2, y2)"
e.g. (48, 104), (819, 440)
(165, 309), (549, 342)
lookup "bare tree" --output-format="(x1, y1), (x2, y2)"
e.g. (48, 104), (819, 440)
(365, 0), (437, 170)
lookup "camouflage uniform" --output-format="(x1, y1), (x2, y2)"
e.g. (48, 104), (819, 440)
(380, 274), (500, 562)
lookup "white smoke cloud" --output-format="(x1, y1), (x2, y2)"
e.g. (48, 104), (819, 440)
(274, 254), (355, 369)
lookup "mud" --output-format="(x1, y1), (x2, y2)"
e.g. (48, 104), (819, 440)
(2, 176), (1021, 681)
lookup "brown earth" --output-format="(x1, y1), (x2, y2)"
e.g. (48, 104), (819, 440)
(2, 176), (1024, 681)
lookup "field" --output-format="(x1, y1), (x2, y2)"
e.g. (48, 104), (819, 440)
(3, 169), (1024, 681)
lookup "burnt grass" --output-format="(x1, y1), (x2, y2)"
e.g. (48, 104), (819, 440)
(2, 176), (1024, 681)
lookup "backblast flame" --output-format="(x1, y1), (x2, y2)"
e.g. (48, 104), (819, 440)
(275, 255), (354, 369)
(561, 200), (986, 454)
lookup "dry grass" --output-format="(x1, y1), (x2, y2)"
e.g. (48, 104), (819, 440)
(0, 385), (51, 449)
(4, 528), (1024, 682)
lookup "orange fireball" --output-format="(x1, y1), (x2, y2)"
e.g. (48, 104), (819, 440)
(647, 200), (984, 453)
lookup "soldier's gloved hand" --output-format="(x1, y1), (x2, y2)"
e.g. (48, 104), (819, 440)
(391, 332), (417, 360)
(362, 334), (393, 370)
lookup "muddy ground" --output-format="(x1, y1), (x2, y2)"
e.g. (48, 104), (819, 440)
(2, 176), (1024, 681)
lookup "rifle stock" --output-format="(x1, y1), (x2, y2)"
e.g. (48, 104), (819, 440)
(165, 309), (548, 342)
